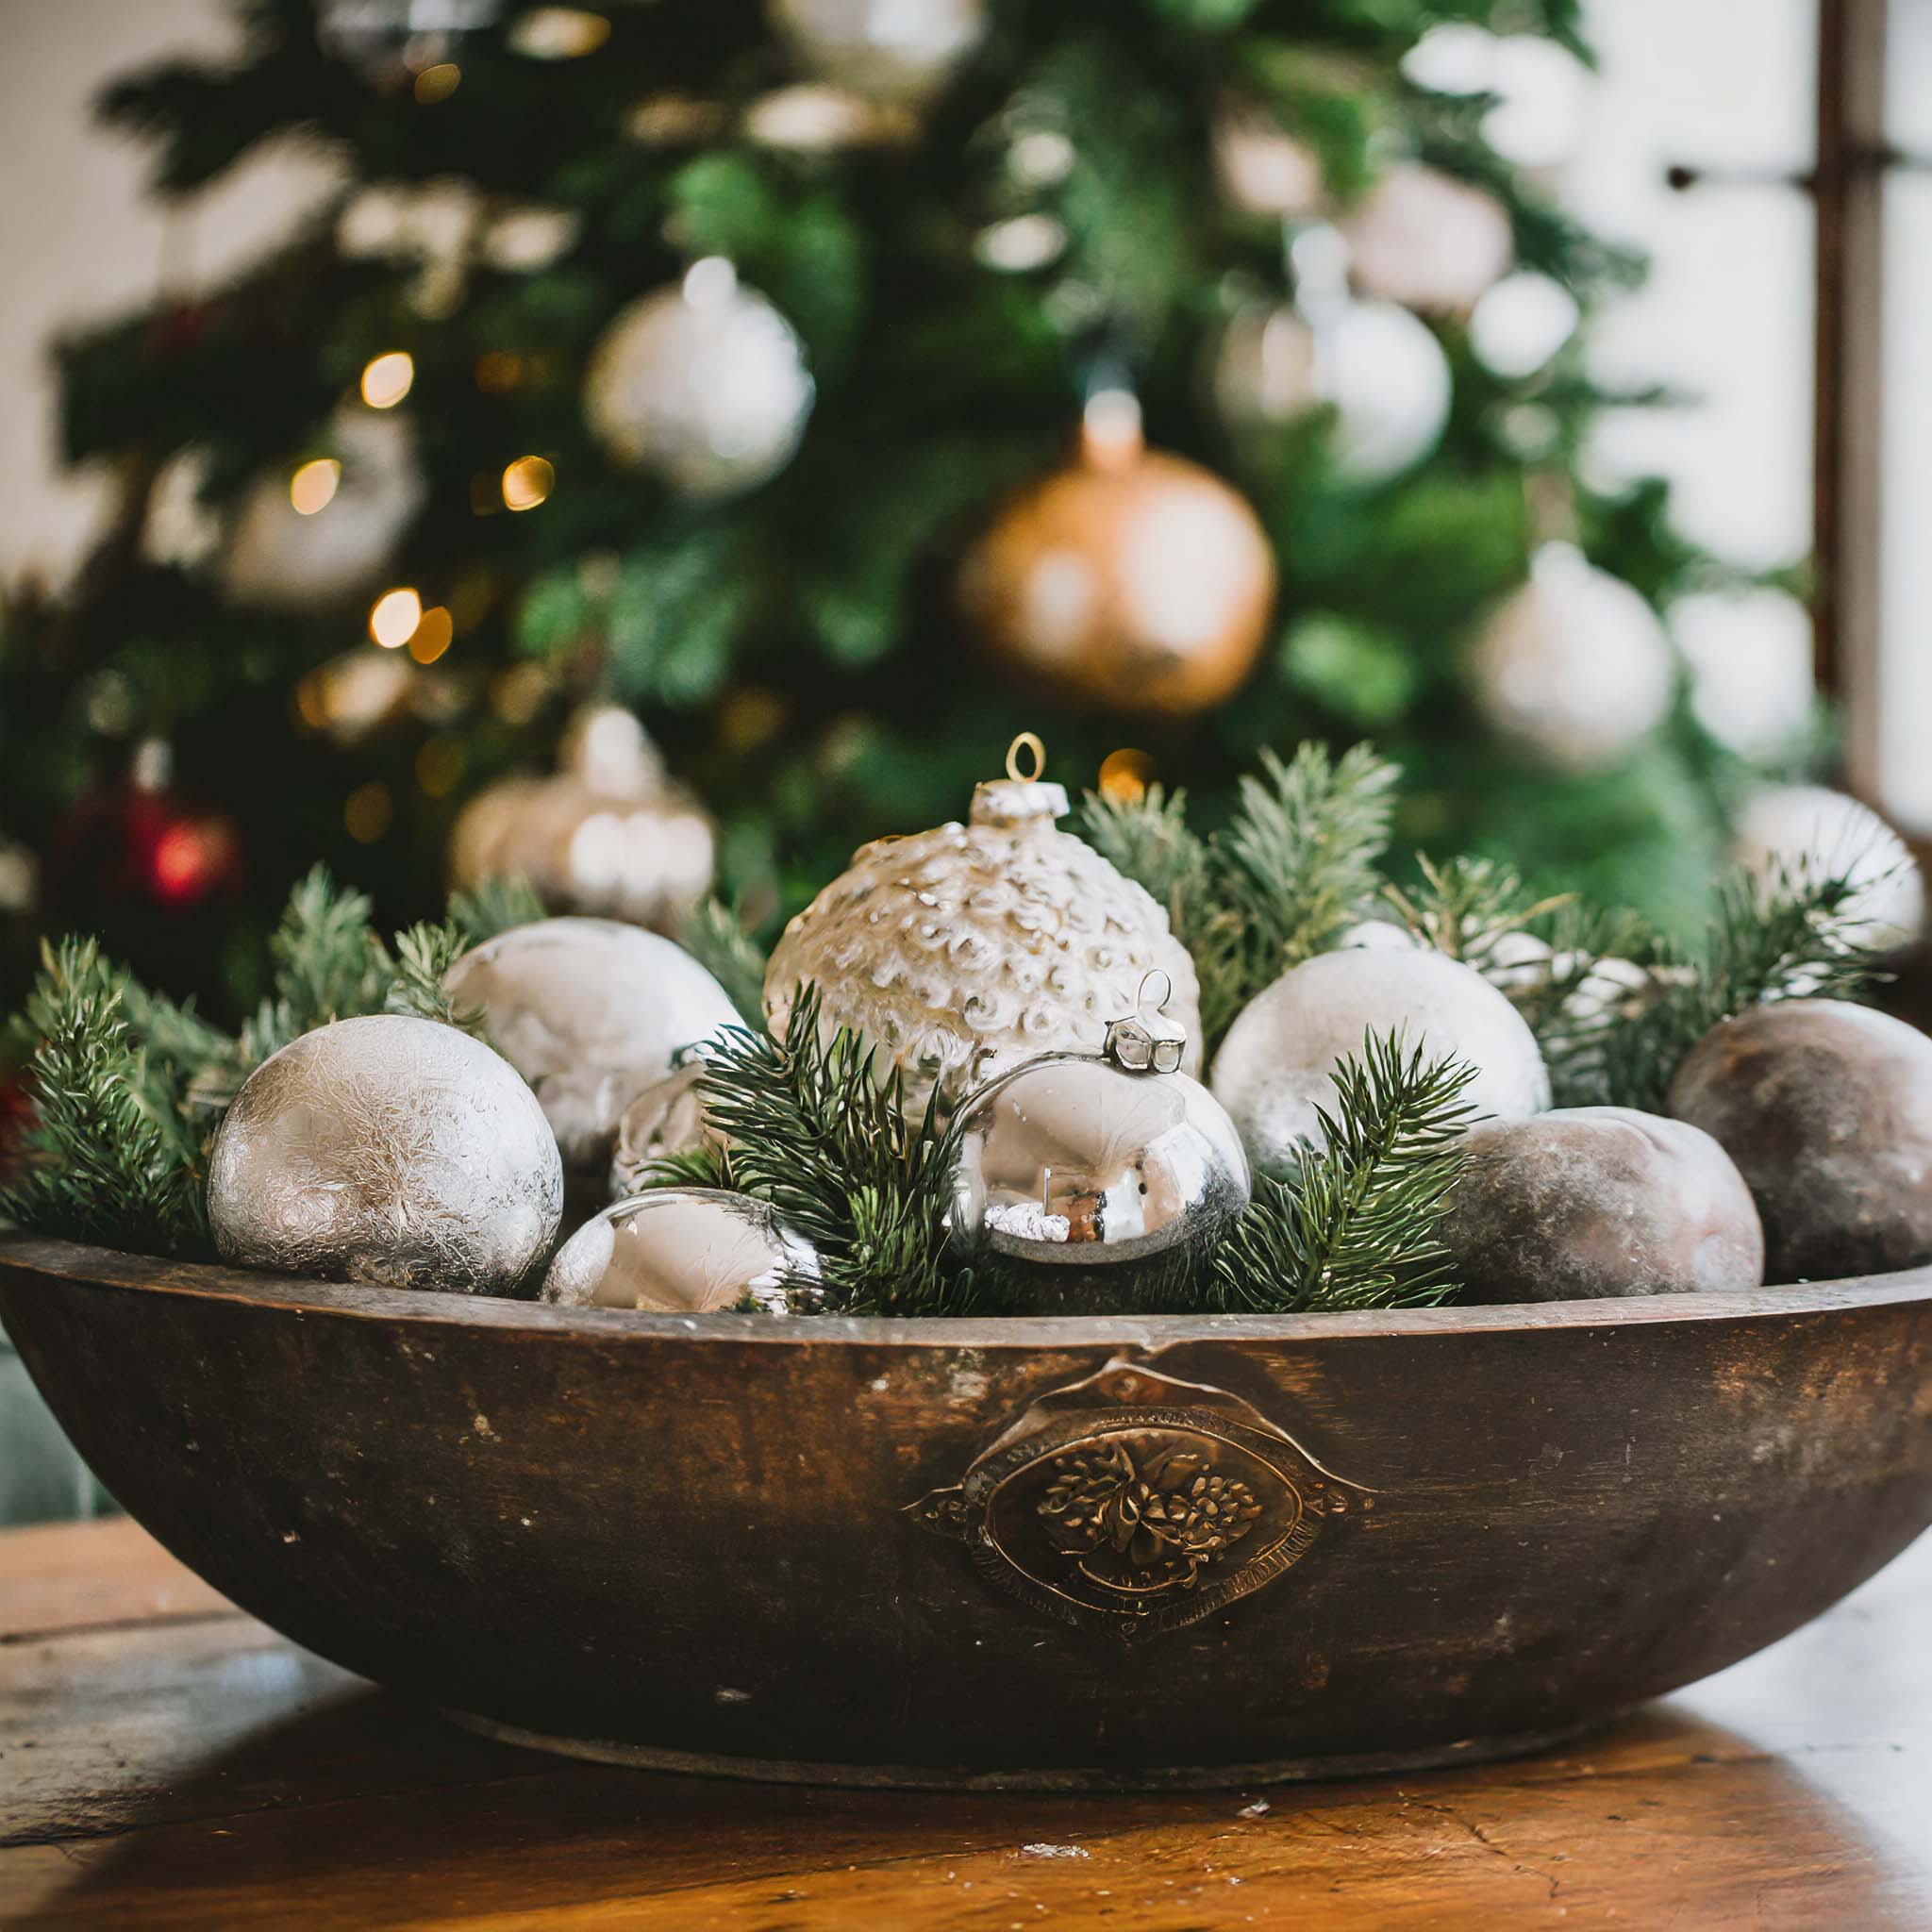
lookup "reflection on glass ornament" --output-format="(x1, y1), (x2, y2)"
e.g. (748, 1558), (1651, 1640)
(1733, 784), (1924, 952)
(947, 979), (1250, 1314)
(769, 0), (985, 103)
(1470, 273), (1580, 379)
(1212, 99), (1325, 218)
(584, 259), (814, 498)
(1212, 296), (1451, 486)
(1470, 542), (1675, 774)
(960, 391), (1276, 716)
(450, 705), (717, 933)
(1670, 590), (1815, 757)
(1342, 164), (1513, 316)
(543, 1189), (822, 1314)
(221, 410), (425, 608)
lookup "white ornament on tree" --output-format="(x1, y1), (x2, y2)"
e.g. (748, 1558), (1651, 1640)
(1341, 164), (1513, 316)
(1208, 947), (1550, 1176)
(1733, 784), (1925, 953)
(1470, 542), (1675, 773)
(768, 0), (984, 103)
(584, 258), (814, 497)
(1212, 99), (1325, 218)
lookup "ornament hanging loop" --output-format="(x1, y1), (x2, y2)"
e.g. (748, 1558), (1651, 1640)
(1006, 731), (1047, 783)
(1107, 973), (1189, 1075)
(1138, 968), (1174, 1017)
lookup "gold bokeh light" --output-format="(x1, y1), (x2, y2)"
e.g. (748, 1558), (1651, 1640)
(360, 352), (415, 409)
(408, 606), (455, 663)
(501, 456), (555, 511)
(289, 458), (341, 516)
(1097, 746), (1157, 806)
(369, 588), (423, 649)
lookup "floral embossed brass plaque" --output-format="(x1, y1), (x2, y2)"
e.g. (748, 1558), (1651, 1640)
(907, 1360), (1377, 1637)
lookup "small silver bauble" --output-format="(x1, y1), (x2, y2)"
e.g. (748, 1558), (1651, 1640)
(446, 917), (740, 1172)
(542, 1188), (822, 1314)
(1470, 542), (1675, 774)
(583, 258), (814, 498)
(948, 982), (1250, 1315)
(765, 737), (1203, 1114)
(207, 1014), (563, 1294)
(1210, 947), (1551, 1176)
(768, 0), (985, 103)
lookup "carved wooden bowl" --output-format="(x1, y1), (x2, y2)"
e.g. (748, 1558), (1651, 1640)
(4, 1233), (1930, 1790)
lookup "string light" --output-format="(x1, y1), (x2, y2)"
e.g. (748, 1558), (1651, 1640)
(414, 62), (461, 103)
(501, 456), (555, 511)
(369, 588), (423, 649)
(289, 458), (341, 515)
(344, 782), (393, 843)
(1097, 747), (1157, 806)
(360, 352), (414, 409)
(408, 606), (455, 663)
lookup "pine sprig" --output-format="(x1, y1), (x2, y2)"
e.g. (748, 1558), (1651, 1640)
(1208, 1030), (1478, 1314)
(695, 984), (965, 1315)
(678, 896), (769, 1025)
(385, 922), (484, 1035)
(1378, 854), (1573, 967)
(1591, 858), (1890, 1112)
(447, 875), (546, 945)
(1, 939), (210, 1257)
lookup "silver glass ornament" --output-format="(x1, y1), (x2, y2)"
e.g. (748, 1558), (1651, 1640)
(948, 979), (1250, 1315)
(542, 1189), (822, 1315)
(207, 1015), (563, 1295)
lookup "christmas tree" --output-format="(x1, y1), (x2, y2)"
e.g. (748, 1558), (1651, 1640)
(0, 0), (1784, 1018)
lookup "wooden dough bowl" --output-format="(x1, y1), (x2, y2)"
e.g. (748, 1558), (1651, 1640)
(4, 1233), (1929, 1790)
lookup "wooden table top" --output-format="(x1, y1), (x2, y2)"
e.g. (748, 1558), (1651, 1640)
(3, 1518), (1929, 1929)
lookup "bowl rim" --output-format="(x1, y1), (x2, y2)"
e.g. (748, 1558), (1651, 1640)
(3, 1231), (1929, 1350)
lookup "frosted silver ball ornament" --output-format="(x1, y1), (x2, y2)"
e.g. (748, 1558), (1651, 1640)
(764, 737), (1203, 1112)
(207, 1015), (562, 1294)
(543, 1189), (822, 1315)
(949, 981), (1249, 1315)
(446, 918), (740, 1171)
(1210, 947), (1550, 1175)
(584, 258), (813, 498)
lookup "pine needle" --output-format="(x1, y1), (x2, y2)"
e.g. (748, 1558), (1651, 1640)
(447, 875), (545, 945)
(1208, 1030), (1478, 1313)
(1378, 854), (1573, 966)
(678, 896), (769, 1024)
(385, 921), (485, 1035)
(694, 984), (965, 1315)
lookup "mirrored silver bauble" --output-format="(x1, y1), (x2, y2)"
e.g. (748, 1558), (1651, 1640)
(584, 259), (813, 498)
(446, 917), (740, 1172)
(207, 1014), (562, 1294)
(949, 998), (1250, 1314)
(542, 1188), (822, 1314)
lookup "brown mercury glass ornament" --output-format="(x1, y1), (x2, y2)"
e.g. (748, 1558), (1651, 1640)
(960, 391), (1276, 717)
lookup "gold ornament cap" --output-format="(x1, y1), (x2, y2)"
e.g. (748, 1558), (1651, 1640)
(970, 732), (1069, 828)
(1104, 970), (1188, 1074)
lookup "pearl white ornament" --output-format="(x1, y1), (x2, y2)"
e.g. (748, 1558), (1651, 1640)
(584, 259), (814, 497)
(207, 1015), (562, 1294)
(1470, 272), (1579, 379)
(1341, 164), (1513, 316)
(764, 744), (1202, 1113)
(446, 917), (740, 1171)
(222, 410), (424, 608)
(1212, 297), (1452, 485)
(1670, 590), (1815, 756)
(768, 0), (985, 103)
(1209, 948), (1551, 1174)
(1733, 784), (1924, 952)
(1471, 542), (1675, 773)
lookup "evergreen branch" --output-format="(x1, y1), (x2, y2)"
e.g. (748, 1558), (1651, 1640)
(0, 939), (209, 1257)
(238, 864), (391, 1070)
(678, 897), (769, 1025)
(447, 875), (545, 946)
(695, 985), (965, 1316)
(1208, 1030), (1478, 1314)
(626, 1143), (730, 1192)
(1592, 858), (1891, 1112)
(384, 922), (485, 1035)
(1378, 854), (1573, 967)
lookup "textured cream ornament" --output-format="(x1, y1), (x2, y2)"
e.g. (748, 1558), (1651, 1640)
(449, 705), (716, 931)
(1733, 784), (1924, 952)
(207, 1015), (562, 1294)
(764, 737), (1203, 1112)
(446, 917), (740, 1171)
(222, 410), (424, 608)
(1341, 164), (1513, 316)
(1471, 543), (1675, 773)
(960, 392), (1276, 716)
(1211, 297), (1451, 485)
(584, 259), (813, 497)
(1209, 947), (1550, 1175)
(768, 0), (984, 103)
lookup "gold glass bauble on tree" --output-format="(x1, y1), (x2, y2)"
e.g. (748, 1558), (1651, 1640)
(449, 704), (715, 932)
(764, 736), (1203, 1111)
(959, 392), (1277, 717)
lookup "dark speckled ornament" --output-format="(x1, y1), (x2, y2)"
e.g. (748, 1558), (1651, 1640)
(1668, 999), (1932, 1282)
(1444, 1106), (1764, 1305)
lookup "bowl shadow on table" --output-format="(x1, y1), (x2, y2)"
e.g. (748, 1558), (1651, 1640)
(16, 1686), (1922, 1930)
